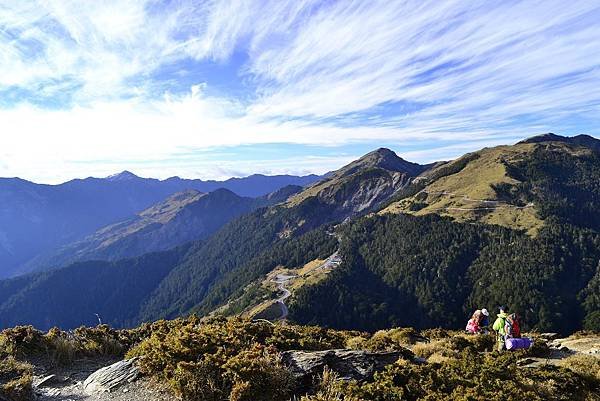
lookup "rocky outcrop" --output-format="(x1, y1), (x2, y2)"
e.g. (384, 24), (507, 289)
(83, 358), (140, 395)
(281, 349), (409, 387)
(549, 335), (600, 357)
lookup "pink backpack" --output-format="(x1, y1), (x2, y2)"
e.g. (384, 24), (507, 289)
(466, 318), (480, 333)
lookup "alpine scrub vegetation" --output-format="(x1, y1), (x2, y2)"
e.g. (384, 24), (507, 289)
(1, 317), (599, 401)
(0, 357), (33, 401)
(125, 317), (599, 401)
(336, 352), (599, 401)
(0, 324), (135, 401)
(126, 316), (350, 400)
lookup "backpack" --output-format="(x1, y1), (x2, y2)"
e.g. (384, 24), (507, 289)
(511, 315), (521, 338)
(493, 314), (508, 334)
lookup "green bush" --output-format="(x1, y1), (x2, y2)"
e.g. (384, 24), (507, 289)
(0, 324), (133, 367)
(266, 325), (348, 351)
(364, 327), (421, 351)
(0, 326), (47, 358)
(420, 327), (451, 340)
(583, 311), (600, 331)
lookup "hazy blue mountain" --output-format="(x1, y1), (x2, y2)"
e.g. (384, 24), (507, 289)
(22, 186), (304, 274)
(0, 172), (319, 278)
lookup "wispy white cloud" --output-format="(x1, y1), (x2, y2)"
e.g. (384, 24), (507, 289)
(0, 0), (599, 182)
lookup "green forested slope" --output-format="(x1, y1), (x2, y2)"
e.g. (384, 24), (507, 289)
(289, 214), (600, 333)
(0, 245), (192, 329)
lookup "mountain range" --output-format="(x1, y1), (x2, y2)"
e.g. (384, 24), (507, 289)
(0, 134), (599, 335)
(0, 172), (319, 278)
(20, 186), (302, 273)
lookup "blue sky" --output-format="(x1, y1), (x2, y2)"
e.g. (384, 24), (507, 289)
(0, 0), (599, 183)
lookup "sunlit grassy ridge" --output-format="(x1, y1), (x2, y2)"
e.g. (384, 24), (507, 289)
(382, 143), (545, 234)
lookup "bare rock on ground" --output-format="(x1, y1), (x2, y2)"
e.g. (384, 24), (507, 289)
(550, 335), (600, 357)
(82, 359), (140, 395)
(281, 348), (406, 387)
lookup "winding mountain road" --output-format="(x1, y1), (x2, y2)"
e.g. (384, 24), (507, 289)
(271, 251), (342, 320)
(270, 231), (343, 321)
(272, 274), (296, 320)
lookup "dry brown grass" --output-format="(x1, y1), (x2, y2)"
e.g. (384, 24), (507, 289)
(559, 354), (600, 383)
(412, 340), (456, 360)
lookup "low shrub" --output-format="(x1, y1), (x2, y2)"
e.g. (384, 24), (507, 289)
(129, 318), (298, 401)
(223, 344), (295, 401)
(344, 335), (368, 350)
(300, 369), (359, 401)
(0, 324), (131, 367)
(412, 333), (494, 360)
(0, 357), (33, 401)
(0, 326), (47, 358)
(337, 351), (599, 401)
(420, 327), (451, 341)
(266, 325), (348, 351)
(363, 327), (420, 351)
(560, 354), (600, 383)
(412, 340), (457, 360)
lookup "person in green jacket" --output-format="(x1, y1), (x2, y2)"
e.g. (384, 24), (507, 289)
(492, 306), (509, 351)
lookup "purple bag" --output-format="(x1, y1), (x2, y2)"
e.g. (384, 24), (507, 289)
(505, 337), (533, 350)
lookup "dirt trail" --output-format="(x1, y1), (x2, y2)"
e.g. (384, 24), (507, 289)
(421, 189), (534, 211)
(515, 334), (600, 369)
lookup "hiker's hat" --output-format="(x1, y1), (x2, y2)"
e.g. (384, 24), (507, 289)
(481, 309), (489, 316)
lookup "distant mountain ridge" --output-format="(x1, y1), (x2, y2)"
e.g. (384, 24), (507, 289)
(101, 171), (321, 197)
(381, 132), (600, 234)
(519, 132), (600, 151)
(0, 172), (320, 278)
(22, 186), (303, 274)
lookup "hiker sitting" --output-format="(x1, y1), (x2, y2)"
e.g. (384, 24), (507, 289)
(466, 315), (480, 334)
(492, 306), (509, 351)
